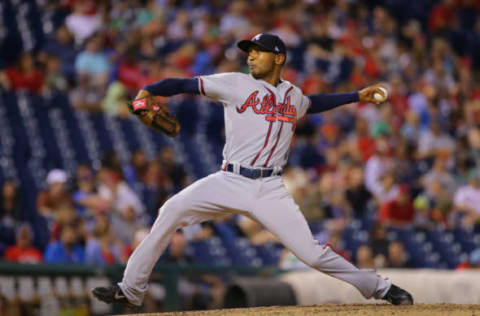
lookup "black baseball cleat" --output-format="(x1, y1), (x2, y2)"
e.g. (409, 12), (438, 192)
(92, 284), (138, 308)
(383, 284), (414, 305)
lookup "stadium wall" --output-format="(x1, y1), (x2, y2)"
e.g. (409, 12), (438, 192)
(281, 269), (480, 305)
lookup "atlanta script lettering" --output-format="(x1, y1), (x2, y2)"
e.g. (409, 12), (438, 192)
(236, 90), (297, 130)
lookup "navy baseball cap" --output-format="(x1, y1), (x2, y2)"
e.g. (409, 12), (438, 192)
(237, 33), (286, 55)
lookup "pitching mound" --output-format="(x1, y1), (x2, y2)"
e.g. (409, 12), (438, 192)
(121, 304), (480, 316)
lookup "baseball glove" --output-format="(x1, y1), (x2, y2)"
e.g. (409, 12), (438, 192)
(128, 97), (181, 137)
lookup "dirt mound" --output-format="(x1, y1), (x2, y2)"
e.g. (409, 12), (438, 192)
(121, 303), (480, 316)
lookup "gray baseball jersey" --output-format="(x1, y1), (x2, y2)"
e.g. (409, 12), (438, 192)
(198, 72), (310, 168)
(118, 73), (391, 306)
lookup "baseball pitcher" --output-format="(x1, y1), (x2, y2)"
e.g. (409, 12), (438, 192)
(93, 33), (413, 308)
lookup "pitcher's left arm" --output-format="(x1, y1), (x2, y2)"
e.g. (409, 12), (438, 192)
(306, 84), (388, 114)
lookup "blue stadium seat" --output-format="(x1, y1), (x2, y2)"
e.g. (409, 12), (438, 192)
(308, 222), (323, 235)
(118, 118), (141, 152)
(424, 229), (460, 268)
(214, 223), (261, 266)
(189, 237), (230, 266)
(178, 133), (209, 178)
(342, 220), (368, 255)
(89, 113), (114, 155)
(51, 93), (91, 165)
(254, 243), (283, 266)
(453, 228), (477, 253)
(386, 228), (436, 268)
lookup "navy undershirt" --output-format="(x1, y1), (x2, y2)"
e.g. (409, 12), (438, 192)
(144, 78), (200, 96)
(306, 92), (359, 114)
(143, 78), (359, 114)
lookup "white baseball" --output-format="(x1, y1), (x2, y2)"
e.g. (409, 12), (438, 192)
(373, 87), (388, 102)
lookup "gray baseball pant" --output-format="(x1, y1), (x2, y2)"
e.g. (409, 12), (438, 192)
(118, 171), (391, 306)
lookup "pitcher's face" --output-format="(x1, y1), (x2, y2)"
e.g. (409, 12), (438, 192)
(247, 46), (276, 79)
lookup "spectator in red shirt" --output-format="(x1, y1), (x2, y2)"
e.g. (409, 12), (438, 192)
(378, 184), (415, 227)
(5, 53), (45, 94)
(5, 225), (42, 264)
(116, 48), (143, 95)
(429, 0), (457, 32)
(353, 117), (376, 162)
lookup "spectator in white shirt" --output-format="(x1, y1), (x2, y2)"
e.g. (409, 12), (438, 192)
(66, 2), (104, 46)
(417, 120), (455, 161)
(364, 136), (397, 202)
(453, 169), (480, 230)
(97, 168), (146, 245)
(219, 1), (249, 38)
(422, 156), (457, 200)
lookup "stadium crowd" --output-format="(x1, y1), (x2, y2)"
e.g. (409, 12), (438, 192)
(1, 0), (480, 277)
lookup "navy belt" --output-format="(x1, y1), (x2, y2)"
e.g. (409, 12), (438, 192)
(225, 164), (281, 179)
